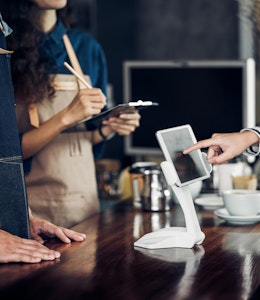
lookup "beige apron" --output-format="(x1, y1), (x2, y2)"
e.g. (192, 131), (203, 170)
(15, 35), (99, 228)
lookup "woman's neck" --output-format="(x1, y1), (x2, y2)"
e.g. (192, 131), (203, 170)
(29, 7), (57, 33)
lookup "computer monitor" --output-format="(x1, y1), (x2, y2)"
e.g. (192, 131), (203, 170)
(123, 59), (255, 157)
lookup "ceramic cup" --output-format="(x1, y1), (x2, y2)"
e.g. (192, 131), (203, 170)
(222, 189), (260, 216)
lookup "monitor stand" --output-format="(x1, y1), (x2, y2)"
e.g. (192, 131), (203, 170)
(134, 161), (206, 249)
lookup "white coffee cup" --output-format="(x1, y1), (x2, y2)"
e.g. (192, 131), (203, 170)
(222, 189), (260, 216)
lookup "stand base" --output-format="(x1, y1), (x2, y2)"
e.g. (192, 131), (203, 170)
(134, 227), (205, 249)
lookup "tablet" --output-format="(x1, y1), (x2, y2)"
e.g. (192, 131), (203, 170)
(156, 124), (210, 187)
(84, 100), (158, 130)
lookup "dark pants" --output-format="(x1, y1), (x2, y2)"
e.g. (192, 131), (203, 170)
(0, 31), (30, 238)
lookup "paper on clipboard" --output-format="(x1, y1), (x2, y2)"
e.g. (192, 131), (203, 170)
(84, 100), (159, 130)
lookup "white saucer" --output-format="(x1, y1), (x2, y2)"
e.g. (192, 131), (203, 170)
(194, 195), (224, 210)
(214, 208), (260, 225)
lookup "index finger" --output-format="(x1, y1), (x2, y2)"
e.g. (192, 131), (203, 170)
(183, 138), (215, 154)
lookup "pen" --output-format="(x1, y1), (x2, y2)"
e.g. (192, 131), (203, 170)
(64, 61), (92, 89)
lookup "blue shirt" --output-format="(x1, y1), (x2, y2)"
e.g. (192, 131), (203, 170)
(40, 19), (108, 96)
(40, 19), (108, 159)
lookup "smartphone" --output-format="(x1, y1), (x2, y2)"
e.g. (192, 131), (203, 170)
(156, 124), (210, 187)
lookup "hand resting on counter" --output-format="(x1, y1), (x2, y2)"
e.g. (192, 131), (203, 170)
(0, 210), (86, 264)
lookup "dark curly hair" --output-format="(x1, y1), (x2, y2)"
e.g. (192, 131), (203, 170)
(0, 0), (75, 105)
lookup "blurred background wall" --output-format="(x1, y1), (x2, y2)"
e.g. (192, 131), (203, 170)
(70, 0), (254, 167)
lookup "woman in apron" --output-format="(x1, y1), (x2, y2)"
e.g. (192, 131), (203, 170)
(1, 0), (140, 228)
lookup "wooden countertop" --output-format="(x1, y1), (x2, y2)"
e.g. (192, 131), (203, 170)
(0, 200), (260, 300)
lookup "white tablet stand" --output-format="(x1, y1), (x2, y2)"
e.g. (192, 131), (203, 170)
(134, 158), (212, 249)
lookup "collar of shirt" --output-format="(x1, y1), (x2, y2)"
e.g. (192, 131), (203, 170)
(0, 13), (13, 37)
(40, 18), (68, 69)
(41, 18), (67, 46)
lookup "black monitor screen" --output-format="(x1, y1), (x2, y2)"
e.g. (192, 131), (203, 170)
(123, 60), (255, 156)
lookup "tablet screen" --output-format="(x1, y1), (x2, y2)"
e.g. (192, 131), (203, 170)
(156, 125), (210, 186)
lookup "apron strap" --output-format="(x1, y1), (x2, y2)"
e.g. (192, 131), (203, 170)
(28, 34), (85, 128)
(28, 103), (40, 128)
(63, 34), (86, 90)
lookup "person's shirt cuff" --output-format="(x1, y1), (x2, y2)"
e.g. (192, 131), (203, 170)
(241, 127), (260, 156)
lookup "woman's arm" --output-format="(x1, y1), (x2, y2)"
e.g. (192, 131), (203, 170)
(22, 88), (105, 159)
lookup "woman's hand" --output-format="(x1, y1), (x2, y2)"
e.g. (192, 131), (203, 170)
(62, 88), (106, 127)
(101, 112), (141, 136)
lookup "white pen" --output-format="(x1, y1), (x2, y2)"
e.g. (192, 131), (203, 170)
(64, 61), (92, 89)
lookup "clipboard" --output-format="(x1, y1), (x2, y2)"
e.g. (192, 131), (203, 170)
(84, 100), (159, 130)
